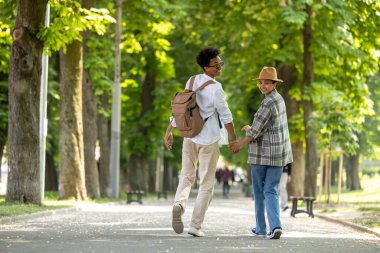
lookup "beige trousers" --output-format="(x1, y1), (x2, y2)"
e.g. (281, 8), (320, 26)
(174, 138), (220, 229)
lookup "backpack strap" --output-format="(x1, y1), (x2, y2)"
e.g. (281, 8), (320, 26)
(186, 76), (197, 91)
(194, 79), (214, 92)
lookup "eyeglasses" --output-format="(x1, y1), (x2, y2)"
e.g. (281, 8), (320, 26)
(207, 61), (224, 69)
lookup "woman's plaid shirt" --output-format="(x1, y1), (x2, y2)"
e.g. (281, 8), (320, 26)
(246, 90), (293, 166)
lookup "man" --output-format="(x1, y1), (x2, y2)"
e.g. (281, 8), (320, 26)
(164, 46), (237, 237)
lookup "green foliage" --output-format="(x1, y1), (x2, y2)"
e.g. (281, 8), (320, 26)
(361, 166), (380, 177)
(309, 82), (367, 154)
(359, 71), (380, 159)
(84, 34), (114, 116)
(0, 0), (15, 74)
(0, 0), (14, 141)
(0, 22), (11, 74)
(37, 0), (115, 54)
(120, 0), (181, 161)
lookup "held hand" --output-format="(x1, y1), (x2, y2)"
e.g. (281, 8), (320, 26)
(228, 141), (241, 154)
(241, 125), (251, 132)
(164, 132), (173, 150)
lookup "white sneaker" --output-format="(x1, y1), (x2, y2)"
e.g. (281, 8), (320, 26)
(172, 204), (183, 234)
(251, 228), (266, 238)
(267, 227), (282, 239)
(188, 226), (205, 237)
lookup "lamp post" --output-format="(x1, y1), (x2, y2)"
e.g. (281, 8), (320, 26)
(39, 2), (50, 204)
(110, 0), (123, 198)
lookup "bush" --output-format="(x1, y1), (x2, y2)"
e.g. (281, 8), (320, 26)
(361, 166), (380, 177)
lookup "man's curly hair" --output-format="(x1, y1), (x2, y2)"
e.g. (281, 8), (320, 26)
(196, 47), (220, 70)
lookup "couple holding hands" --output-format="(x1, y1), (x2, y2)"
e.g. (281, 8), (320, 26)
(164, 46), (293, 239)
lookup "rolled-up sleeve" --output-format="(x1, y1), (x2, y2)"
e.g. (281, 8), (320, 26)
(246, 104), (271, 140)
(214, 87), (233, 124)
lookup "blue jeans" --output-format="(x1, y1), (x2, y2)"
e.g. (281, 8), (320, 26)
(251, 164), (283, 235)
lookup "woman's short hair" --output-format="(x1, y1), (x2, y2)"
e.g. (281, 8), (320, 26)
(196, 46), (220, 69)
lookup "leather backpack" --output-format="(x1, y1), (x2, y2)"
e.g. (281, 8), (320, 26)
(171, 76), (214, 138)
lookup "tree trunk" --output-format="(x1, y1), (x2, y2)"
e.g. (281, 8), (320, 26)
(129, 155), (148, 191)
(7, 0), (48, 204)
(164, 162), (174, 191)
(82, 0), (100, 198)
(301, 5), (318, 197)
(149, 159), (156, 193)
(346, 154), (361, 190)
(128, 55), (156, 193)
(280, 65), (305, 197)
(82, 67), (100, 198)
(58, 40), (87, 200)
(98, 93), (111, 197)
(44, 152), (58, 191)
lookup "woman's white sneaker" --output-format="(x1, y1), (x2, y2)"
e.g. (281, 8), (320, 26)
(251, 228), (266, 238)
(267, 227), (282, 239)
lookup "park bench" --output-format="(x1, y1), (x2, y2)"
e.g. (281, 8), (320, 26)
(290, 196), (316, 218)
(126, 190), (145, 204)
(156, 191), (167, 200)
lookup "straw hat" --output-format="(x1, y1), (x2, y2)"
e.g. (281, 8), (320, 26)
(253, 67), (283, 83)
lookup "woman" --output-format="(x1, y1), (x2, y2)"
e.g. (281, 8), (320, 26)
(229, 67), (293, 239)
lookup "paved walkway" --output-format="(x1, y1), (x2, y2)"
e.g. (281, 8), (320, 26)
(0, 190), (379, 253)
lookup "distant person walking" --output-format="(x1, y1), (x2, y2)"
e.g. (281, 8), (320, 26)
(279, 163), (292, 211)
(222, 166), (231, 198)
(229, 67), (293, 239)
(164, 46), (237, 237)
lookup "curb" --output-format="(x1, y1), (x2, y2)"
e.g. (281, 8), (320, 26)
(315, 214), (380, 238)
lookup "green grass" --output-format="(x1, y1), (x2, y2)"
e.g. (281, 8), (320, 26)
(357, 206), (380, 212)
(0, 191), (125, 218)
(317, 174), (380, 204)
(315, 174), (380, 229)
(356, 219), (380, 228)
(0, 190), (171, 218)
(355, 206), (380, 229)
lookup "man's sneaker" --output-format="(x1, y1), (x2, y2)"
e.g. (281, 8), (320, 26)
(172, 204), (183, 234)
(188, 226), (205, 237)
(251, 228), (266, 238)
(282, 206), (289, 212)
(267, 227), (282, 239)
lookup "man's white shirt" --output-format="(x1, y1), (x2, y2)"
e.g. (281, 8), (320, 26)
(170, 74), (233, 145)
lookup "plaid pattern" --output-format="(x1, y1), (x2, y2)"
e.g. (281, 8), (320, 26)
(246, 90), (293, 166)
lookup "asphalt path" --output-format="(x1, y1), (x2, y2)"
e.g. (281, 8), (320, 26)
(0, 196), (379, 253)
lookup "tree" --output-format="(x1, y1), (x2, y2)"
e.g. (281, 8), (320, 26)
(82, 0), (100, 199)
(120, 0), (178, 192)
(38, 0), (114, 199)
(300, 4), (318, 197)
(280, 65), (305, 196)
(81, 1), (115, 198)
(59, 39), (87, 200)
(7, 0), (48, 204)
